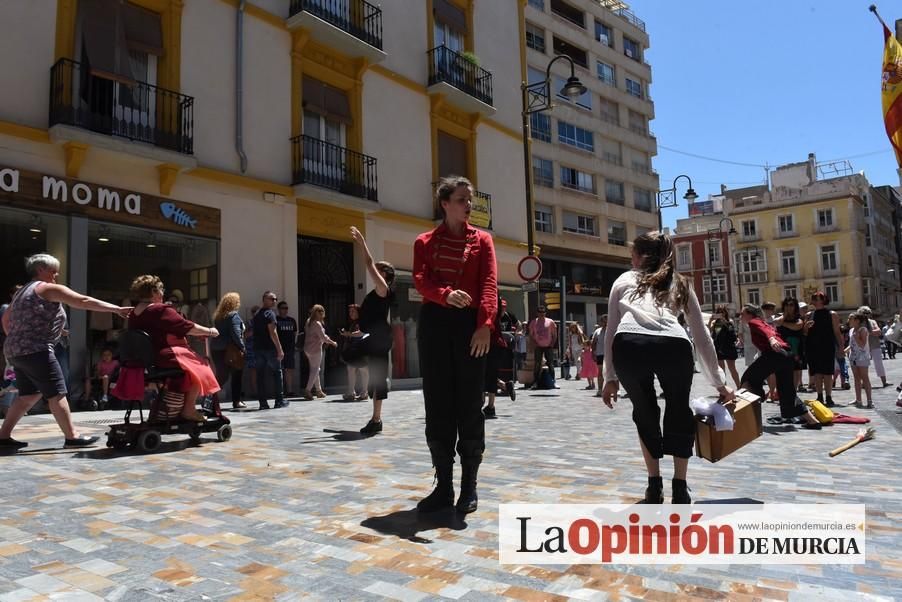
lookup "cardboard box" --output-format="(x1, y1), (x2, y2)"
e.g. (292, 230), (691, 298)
(695, 389), (763, 463)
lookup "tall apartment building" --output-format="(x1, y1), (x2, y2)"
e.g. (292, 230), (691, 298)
(724, 154), (896, 316)
(0, 0), (527, 393)
(524, 0), (658, 329)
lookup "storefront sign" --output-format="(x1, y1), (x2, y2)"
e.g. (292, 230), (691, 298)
(469, 195), (491, 229)
(0, 166), (220, 238)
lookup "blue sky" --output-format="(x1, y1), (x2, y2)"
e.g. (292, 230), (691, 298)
(625, 0), (900, 228)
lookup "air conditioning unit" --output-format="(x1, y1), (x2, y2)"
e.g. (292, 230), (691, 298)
(599, 34), (609, 45)
(624, 47), (634, 58)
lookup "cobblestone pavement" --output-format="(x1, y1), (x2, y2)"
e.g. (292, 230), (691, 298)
(1, 357), (901, 601)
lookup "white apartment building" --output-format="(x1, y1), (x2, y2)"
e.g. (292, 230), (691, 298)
(524, 0), (658, 330)
(0, 0), (526, 392)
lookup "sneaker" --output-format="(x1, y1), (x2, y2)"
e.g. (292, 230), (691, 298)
(64, 435), (100, 448)
(841, 382), (851, 390)
(483, 405), (496, 419)
(360, 419), (382, 435)
(273, 401), (289, 409)
(101, 394), (108, 403)
(506, 381), (516, 402)
(866, 401), (874, 409)
(0, 437), (28, 449)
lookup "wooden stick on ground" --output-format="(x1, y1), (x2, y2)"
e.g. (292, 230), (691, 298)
(829, 427), (876, 457)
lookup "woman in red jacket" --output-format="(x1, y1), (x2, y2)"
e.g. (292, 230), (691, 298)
(413, 175), (497, 514)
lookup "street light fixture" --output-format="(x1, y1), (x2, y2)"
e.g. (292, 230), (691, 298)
(522, 54), (587, 256)
(656, 174), (698, 233)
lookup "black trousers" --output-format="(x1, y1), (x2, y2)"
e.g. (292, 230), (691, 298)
(741, 350), (805, 419)
(418, 303), (486, 459)
(533, 346), (554, 384)
(612, 333), (696, 459)
(211, 349), (243, 404)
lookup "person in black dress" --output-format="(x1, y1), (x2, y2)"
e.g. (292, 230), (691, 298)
(775, 298), (806, 392)
(805, 291), (843, 408)
(350, 227), (395, 435)
(708, 304), (740, 387)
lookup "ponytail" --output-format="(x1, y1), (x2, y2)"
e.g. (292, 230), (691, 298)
(629, 231), (690, 311)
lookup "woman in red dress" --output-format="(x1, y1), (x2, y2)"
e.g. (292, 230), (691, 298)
(127, 275), (220, 421)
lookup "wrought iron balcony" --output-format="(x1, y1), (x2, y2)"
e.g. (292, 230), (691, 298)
(49, 59), (194, 154)
(427, 45), (493, 107)
(289, 0), (383, 50)
(291, 135), (378, 202)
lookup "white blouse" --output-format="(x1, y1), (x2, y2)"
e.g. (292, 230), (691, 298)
(603, 270), (725, 389)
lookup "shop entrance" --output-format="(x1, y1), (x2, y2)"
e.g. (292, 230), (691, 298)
(297, 236), (355, 391)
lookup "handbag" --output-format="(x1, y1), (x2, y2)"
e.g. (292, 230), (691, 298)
(804, 399), (834, 424)
(225, 343), (245, 370)
(341, 333), (371, 366)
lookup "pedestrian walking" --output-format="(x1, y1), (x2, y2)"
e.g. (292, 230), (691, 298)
(847, 312), (873, 408)
(482, 294), (515, 419)
(708, 304), (741, 388)
(349, 226), (394, 435)
(413, 175), (497, 514)
(857, 306), (888, 388)
(528, 306), (557, 389)
(513, 324), (528, 378)
(127, 275), (221, 422)
(741, 304), (822, 429)
(579, 337), (598, 390)
(340, 304), (369, 402)
(254, 292), (286, 409)
(303, 305), (337, 400)
(244, 305), (259, 394)
(601, 232), (734, 505)
(211, 292), (246, 409)
(564, 322), (585, 380)
(0, 254), (130, 449)
(805, 291), (843, 407)
(276, 301), (299, 396)
(775, 298), (806, 392)
(591, 315), (607, 397)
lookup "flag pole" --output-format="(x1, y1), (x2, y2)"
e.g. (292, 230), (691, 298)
(870, 4), (890, 31)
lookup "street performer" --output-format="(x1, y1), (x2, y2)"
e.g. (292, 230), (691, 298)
(413, 175), (497, 514)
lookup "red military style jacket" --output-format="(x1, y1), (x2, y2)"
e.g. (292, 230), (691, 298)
(413, 222), (498, 330)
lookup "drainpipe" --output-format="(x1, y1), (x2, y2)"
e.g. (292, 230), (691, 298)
(236, 0), (248, 173)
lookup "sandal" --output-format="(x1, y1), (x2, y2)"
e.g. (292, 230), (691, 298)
(766, 416), (789, 425)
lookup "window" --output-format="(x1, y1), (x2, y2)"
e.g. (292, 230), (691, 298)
(863, 195), (870, 217)
(560, 166), (595, 194)
(783, 286), (798, 300)
(530, 112), (551, 142)
(623, 36), (642, 61)
(596, 61), (615, 86)
(625, 77), (643, 98)
(532, 157), (553, 187)
(778, 214), (794, 236)
(433, 1), (466, 53)
(605, 180), (625, 205)
(595, 20), (613, 47)
(631, 151), (650, 174)
(735, 249), (767, 284)
(600, 137), (621, 164)
(703, 275), (728, 304)
(558, 121), (594, 151)
(863, 279), (872, 304)
(868, 255), (873, 268)
(526, 22), (545, 52)
(741, 219), (757, 239)
(780, 249), (797, 276)
(825, 282), (839, 305)
(636, 226), (651, 237)
(555, 77), (592, 109)
(865, 224), (872, 247)
(550, 0), (585, 28)
(190, 268), (209, 301)
(535, 204), (553, 233)
(816, 208), (835, 230)
(634, 188), (652, 212)
(608, 220), (626, 245)
(552, 36), (588, 68)
(528, 0), (544, 9)
(437, 130), (468, 179)
(563, 211), (596, 236)
(677, 245), (692, 270)
(820, 244), (838, 273)
(707, 241), (721, 266)
(628, 110), (646, 135)
(747, 288), (761, 306)
(598, 97), (619, 125)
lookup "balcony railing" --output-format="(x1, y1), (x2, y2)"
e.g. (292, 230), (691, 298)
(49, 58), (194, 154)
(291, 134), (378, 202)
(613, 7), (646, 32)
(427, 45), (493, 106)
(289, 0), (383, 50)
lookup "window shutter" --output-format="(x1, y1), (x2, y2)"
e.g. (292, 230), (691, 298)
(433, 0), (468, 34)
(123, 2), (163, 56)
(302, 76), (352, 124)
(80, 0), (134, 83)
(437, 131), (468, 178)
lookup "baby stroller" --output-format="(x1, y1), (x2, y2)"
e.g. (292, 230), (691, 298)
(105, 330), (232, 453)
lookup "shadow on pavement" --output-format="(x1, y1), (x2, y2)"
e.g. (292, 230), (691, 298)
(298, 428), (373, 443)
(361, 508), (467, 543)
(71, 438), (198, 459)
(695, 497), (764, 505)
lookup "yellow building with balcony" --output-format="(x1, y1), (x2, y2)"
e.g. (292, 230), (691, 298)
(725, 155), (873, 315)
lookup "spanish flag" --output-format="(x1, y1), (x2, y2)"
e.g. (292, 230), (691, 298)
(882, 24), (902, 167)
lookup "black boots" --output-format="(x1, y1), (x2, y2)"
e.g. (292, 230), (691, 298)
(672, 478), (691, 504)
(417, 442), (454, 512)
(644, 476), (663, 504)
(456, 439), (483, 514)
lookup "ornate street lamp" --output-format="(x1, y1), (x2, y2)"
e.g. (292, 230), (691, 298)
(521, 55), (587, 256)
(656, 174), (698, 233)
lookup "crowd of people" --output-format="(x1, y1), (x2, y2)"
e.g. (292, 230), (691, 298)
(1, 176), (899, 511)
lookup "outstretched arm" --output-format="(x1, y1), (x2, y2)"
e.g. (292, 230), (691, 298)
(350, 226), (389, 298)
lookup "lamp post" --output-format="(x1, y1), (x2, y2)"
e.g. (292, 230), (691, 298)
(715, 217), (737, 308)
(522, 55), (587, 256)
(655, 174), (698, 234)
